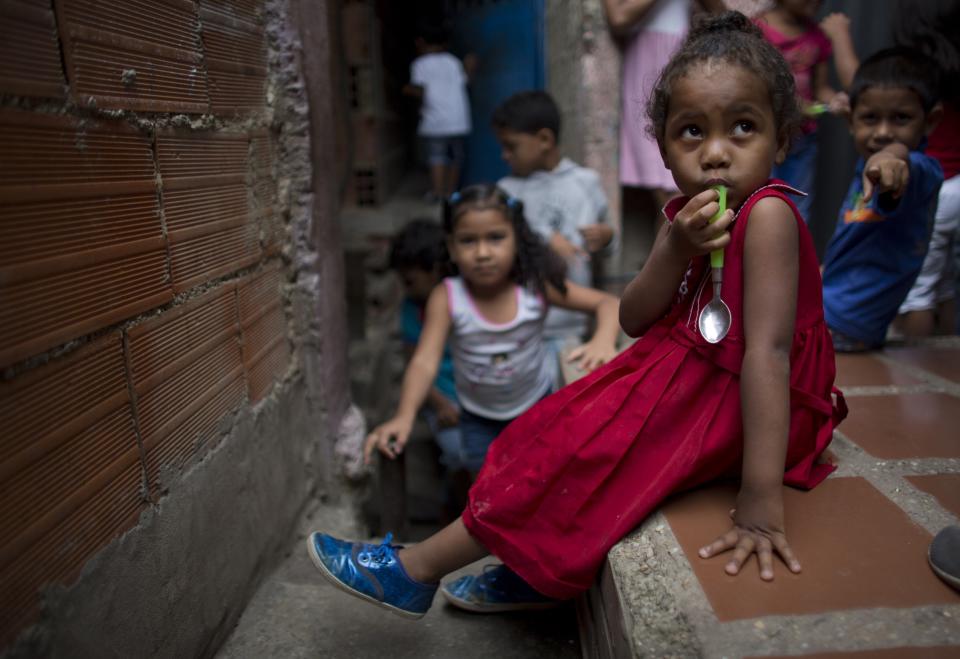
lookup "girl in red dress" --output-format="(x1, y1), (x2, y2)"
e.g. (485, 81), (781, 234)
(307, 10), (846, 619)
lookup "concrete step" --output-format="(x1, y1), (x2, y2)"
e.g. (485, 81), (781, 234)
(216, 501), (581, 659)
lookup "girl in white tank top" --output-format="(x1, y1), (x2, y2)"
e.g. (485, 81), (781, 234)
(364, 184), (621, 474)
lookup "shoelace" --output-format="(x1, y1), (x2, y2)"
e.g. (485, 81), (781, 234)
(361, 533), (394, 566)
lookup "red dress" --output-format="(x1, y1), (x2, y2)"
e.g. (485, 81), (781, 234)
(461, 181), (847, 600)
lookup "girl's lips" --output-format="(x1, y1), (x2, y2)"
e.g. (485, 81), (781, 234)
(704, 178), (730, 188)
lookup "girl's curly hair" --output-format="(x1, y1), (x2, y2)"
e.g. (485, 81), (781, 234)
(646, 10), (802, 151)
(442, 184), (567, 296)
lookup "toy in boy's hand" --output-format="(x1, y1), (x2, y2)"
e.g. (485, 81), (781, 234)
(862, 147), (910, 202)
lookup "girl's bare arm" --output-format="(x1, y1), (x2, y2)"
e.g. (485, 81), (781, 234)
(620, 189), (733, 337)
(698, 195), (800, 581)
(364, 284), (451, 462)
(820, 12), (858, 89)
(601, 0), (659, 36)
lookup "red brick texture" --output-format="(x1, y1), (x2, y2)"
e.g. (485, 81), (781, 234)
(0, 0), (292, 648)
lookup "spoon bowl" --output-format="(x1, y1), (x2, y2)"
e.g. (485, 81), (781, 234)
(698, 279), (731, 344)
(696, 184), (731, 344)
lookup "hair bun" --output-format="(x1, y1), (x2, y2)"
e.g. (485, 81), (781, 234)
(688, 10), (761, 41)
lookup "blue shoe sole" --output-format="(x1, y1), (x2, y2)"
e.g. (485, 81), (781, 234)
(306, 533), (431, 620)
(440, 583), (561, 613)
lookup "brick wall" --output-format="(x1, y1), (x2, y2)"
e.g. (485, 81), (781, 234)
(0, 0), (338, 652)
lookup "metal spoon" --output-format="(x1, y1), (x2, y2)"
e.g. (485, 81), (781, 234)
(697, 185), (731, 344)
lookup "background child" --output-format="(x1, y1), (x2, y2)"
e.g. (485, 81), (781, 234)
(492, 90), (617, 376)
(389, 220), (466, 509)
(893, 0), (960, 336)
(821, 47), (944, 352)
(307, 12), (844, 620)
(368, 185), (619, 477)
(754, 0), (849, 222)
(404, 19), (474, 203)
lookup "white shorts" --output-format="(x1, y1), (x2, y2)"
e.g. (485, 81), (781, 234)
(899, 173), (960, 313)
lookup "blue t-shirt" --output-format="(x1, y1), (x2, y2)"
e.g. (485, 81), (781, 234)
(822, 151), (943, 346)
(400, 298), (458, 402)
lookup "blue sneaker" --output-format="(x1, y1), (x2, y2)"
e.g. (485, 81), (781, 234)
(441, 564), (561, 613)
(307, 532), (438, 619)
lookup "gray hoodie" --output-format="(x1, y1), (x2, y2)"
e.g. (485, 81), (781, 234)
(498, 158), (616, 341)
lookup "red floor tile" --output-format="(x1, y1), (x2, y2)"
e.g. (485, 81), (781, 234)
(834, 353), (923, 388)
(884, 346), (960, 384)
(906, 474), (960, 519)
(664, 478), (959, 621)
(839, 394), (960, 459)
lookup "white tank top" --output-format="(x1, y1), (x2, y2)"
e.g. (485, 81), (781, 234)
(444, 277), (554, 420)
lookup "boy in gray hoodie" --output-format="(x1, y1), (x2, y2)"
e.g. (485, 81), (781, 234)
(493, 91), (617, 379)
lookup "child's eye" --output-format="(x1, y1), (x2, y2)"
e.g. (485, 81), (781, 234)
(679, 124), (702, 139)
(458, 236), (476, 245)
(894, 113), (914, 124)
(731, 120), (754, 136)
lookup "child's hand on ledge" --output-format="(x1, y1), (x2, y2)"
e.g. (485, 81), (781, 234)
(696, 486), (801, 581)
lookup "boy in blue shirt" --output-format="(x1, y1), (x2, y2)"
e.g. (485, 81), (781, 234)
(822, 47), (944, 352)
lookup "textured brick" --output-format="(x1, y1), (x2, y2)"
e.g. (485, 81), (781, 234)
(0, 333), (143, 647)
(0, 111), (171, 367)
(157, 131), (259, 292)
(0, 0), (66, 98)
(199, 1), (266, 116)
(127, 285), (245, 494)
(238, 264), (289, 403)
(56, 0), (209, 112)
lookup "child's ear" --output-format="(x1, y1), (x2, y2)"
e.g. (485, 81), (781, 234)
(658, 141), (671, 170)
(536, 127), (557, 149)
(924, 101), (944, 137)
(775, 130), (789, 165)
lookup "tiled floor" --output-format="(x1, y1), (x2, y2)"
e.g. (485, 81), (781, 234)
(601, 338), (960, 657)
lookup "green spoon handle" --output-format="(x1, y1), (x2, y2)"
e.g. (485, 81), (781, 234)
(709, 184), (727, 270)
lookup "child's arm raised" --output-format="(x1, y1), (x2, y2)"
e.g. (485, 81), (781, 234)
(546, 282), (620, 371)
(698, 196), (801, 582)
(364, 284), (452, 464)
(620, 188), (733, 337)
(601, 0), (659, 36)
(820, 12), (858, 90)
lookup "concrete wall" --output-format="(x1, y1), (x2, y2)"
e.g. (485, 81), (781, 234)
(0, 0), (350, 656)
(545, 0), (622, 260)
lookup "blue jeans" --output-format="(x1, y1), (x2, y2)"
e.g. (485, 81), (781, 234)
(421, 403), (465, 472)
(458, 408), (513, 474)
(772, 131), (817, 223)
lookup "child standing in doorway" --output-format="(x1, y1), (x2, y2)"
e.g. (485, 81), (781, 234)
(821, 47), (944, 352)
(404, 19), (474, 203)
(492, 91), (617, 379)
(308, 11), (844, 618)
(754, 0), (848, 222)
